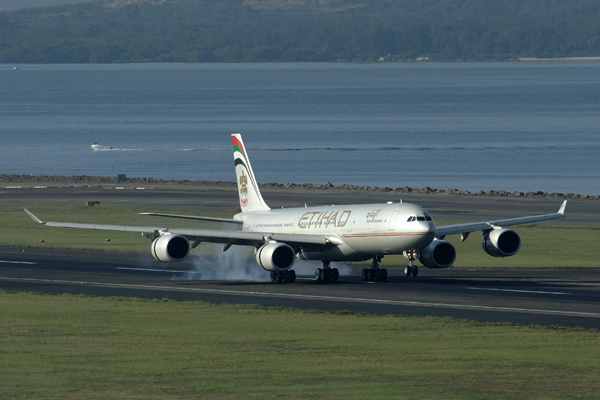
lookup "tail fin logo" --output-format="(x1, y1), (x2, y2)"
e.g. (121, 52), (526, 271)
(232, 133), (270, 212)
(239, 170), (249, 207)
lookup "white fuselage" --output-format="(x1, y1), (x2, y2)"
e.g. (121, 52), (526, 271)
(237, 202), (436, 262)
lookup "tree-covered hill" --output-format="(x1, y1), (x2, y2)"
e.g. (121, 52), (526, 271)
(0, 0), (93, 11)
(2, 0), (600, 63)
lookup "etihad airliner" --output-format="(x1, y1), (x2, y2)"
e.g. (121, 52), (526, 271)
(25, 134), (566, 283)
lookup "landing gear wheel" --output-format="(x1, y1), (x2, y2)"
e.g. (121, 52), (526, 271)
(379, 268), (388, 282)
(404, 266), (412, 277)
(316, 261), (338, 283)
(367, 269), (376, 281)
(287, 270), (296, 283)
(315, 268), (323, 281)
(276, 271), (285, 283)
(331, 268), (339, 282)
(271, 270), (296, 283)
(411, 266), (419, 277)
(364, 255), (387, 282)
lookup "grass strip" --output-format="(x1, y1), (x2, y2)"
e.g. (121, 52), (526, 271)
(1, 291), (599, 399)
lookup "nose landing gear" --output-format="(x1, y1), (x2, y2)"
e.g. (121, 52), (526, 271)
(403, 251), (419, 277)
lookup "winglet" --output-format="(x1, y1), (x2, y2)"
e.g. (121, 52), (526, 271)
(558, 200), (567, 215)
(24, 209), (46, 224)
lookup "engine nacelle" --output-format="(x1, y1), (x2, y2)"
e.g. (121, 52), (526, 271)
(482, 228), (521, 257)
(255, 242), (296, 272)
(151, 234), (190, 263)
(418, 239), (456, 269)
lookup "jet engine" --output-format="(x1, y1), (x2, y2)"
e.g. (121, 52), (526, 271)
(482, 228), (521, 257)
(418, 239), (456, 269)
(151, 234), (190, 263)
(255, 242), (296, 272)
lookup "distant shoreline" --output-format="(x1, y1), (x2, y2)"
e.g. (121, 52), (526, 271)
(7, 58), (600, 66)
(0, 174), (595, 201)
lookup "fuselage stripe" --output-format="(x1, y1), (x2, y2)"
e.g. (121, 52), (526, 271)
(340, 233), (435, 238)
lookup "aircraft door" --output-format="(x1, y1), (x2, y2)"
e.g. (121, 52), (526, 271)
(388, 210), (400, 231)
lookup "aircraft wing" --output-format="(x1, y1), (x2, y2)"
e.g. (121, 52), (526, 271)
(435, 200), (567, 238)
(24, 209), (334, 250)
(139, 212), (243, 225)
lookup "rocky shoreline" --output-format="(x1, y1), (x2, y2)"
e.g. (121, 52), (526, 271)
(0, 174), (596, 200)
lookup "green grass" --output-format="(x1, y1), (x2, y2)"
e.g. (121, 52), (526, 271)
(1, 291), (599, 399)
(3, 204), (599, 268)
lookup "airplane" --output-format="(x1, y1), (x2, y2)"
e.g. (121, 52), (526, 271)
(25, 133), (567, 284)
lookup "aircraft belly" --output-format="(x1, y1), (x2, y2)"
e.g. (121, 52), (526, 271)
(298, 244), (372, 262)
(343, 232), (433, 254)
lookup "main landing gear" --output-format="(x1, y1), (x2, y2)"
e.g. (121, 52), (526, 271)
(315, 261), (339, 283)
(270, 270), (296, 283)
(404, 251), (419, 277)
(362, 255), (387, 282)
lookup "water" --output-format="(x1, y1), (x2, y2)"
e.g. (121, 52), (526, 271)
(1, 62), (599, 195)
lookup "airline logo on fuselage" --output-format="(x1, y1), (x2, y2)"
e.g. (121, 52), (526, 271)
(298, 210), (351, 229)
(366, 208), (384, 224)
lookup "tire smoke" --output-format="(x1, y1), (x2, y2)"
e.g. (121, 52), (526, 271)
(169, 243), (353, 282)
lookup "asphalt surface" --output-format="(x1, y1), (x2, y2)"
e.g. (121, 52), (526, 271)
(1, 185), (599, 329)
(1, 247), (599, 329)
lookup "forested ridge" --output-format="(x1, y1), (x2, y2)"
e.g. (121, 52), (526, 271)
(2, 0), (600, 63)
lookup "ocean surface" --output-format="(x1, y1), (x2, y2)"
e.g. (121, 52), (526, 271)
(1, 62), (599, 195)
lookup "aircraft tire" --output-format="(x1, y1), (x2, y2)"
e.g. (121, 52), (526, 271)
(331, 268), (339, 282)
(380, 268), (388, 282)
(362, 268), (368, 281)
(276, 271), (285, 283)
(315, 268), (323, 281)
(287, 270), (296, 283)
(404, 266), (412, 277)
(367, 269), (376, 281)
(411, 266), (419, 277)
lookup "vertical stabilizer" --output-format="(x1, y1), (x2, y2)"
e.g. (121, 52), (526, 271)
(232, 134), (270, 212)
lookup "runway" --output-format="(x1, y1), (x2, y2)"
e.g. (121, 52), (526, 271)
(2, 247), (600, 330)
(1, 185), (599, 329)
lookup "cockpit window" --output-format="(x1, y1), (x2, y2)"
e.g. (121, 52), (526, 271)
(407, 215), (432, 222)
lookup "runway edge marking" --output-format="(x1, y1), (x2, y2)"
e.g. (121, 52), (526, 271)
(1, 276), (599, 318)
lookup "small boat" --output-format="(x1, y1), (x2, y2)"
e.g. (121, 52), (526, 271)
(13, 66), (19, 70)
(91, 142), (113, 151)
